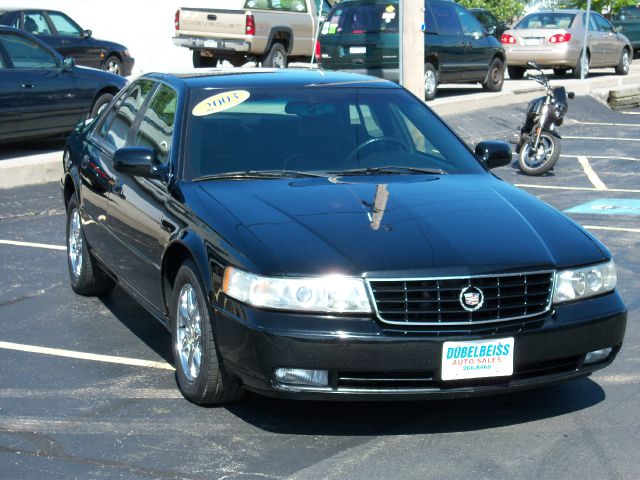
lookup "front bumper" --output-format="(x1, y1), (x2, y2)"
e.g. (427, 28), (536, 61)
(172, 35), (250, 53)
(122, 56), (135, 76)
(214, 291), (627, 400)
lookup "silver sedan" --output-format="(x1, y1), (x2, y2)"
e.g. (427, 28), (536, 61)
(501, 9), (633, 79)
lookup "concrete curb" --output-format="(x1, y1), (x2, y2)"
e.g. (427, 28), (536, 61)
(0, 152), (62, 190)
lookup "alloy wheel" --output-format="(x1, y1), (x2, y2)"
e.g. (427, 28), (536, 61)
(424, 70), (436, 97)
(176, 283), (203, 382)
(68, 208), (83, 278)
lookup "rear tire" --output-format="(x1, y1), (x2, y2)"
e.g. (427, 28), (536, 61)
(262, 43), (287, 68)
(424, 63), (438, 101)
(171, 260), (244, 405)
(572, 52), (590, 78)
(193, 51), (218, 68)
(66, 196), (115, 296)
(615, 48), (631, 75)
(507, 66), (526, 80)
(482, 58), (504, 92)
(518, 132), (561, 175)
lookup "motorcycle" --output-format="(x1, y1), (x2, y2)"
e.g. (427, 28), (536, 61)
(512, 61), (575, 175)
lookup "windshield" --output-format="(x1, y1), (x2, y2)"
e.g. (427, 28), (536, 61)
(515, 13), (575, 29)
(323, 3), (399, 34)
(184, 87), (484, 180)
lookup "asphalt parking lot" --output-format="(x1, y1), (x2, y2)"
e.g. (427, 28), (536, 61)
(0, 95), (639, 479)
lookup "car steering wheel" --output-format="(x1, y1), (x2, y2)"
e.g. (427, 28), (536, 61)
(346, 137), (409, 165)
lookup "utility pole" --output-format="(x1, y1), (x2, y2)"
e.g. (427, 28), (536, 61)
(580, 0), (592, 80)
(400, 0), (425, 100)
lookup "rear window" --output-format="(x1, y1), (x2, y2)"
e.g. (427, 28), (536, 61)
(322, 4), (399, 35)
(516, 13), (575, 29)
(244, 0), (307, 13)
(184, 87), (484, 180)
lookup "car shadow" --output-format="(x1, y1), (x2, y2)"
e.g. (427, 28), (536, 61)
(99, 286), (173, 365)
(0, 138), (66, 161)
(226, 378), (605, 435)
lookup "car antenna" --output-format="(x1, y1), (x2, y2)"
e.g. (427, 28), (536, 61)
(310, 0), (323, 68)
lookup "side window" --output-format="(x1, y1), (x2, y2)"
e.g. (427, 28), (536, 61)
(594, 14), (614, 33)
(321, 0), (332, 17)
(244, 0), (307, 13)
(23, 12), (51, 35)
(48, 12), (82, 36)
(455, 6), (483, 36)
(100, 80), (155, 149)
(423, 6), (437, 33)
(0, 32), (58, 68)
(584, 13), (598, 31)
(431, 3), (463, 36)
(133, 85), (178, 164)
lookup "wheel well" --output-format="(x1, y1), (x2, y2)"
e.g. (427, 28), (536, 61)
(104, 51), (123, 63)
(493, 52), (506, 64)
(426, 55), (439, 74)
(162, 243), (195, 312)
(271, 30), (291, 53)
(63, 172), (75, 209)
(91, 86), (119, 109)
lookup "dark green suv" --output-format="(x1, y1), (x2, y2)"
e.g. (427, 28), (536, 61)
(318, 0), (506, 100)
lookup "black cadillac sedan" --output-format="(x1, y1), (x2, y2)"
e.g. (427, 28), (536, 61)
(62, 69), (627, 405)
(0, 26), (127, 144)
(0, 9), (134, 76)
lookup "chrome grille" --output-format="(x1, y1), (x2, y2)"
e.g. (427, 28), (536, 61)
(368, 271), (554, 326)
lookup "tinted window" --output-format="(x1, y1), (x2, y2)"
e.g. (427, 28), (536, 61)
(322, 4), (398, 34)
(101, 80), (155, 149)
(185, 87), (483, 180)
(24, 12), (52, 35)
(0, 33), (58, 68)
(133, 85), (177, 164)
(475, 11), (497, 28)
(431, 3), (463, 36)
(516, 13), (575, 29)
(244, 0), (307, 13)
(423, 6), (436, 33)
(48, 12), (82, 36)
(454, 5), (483, 35)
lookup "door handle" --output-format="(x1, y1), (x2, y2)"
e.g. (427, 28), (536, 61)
(21, 83), (34, 89)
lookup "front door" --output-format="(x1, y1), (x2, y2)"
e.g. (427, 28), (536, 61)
(45, 11), (102, 68)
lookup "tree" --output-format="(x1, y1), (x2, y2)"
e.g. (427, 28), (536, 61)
(458, 0), (525, 23)
(562, 0), (638, 15)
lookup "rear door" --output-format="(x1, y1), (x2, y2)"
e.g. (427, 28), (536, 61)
(453, 4), (493, 81)
(319, 2), (399, 79)
(429, 2), (466, 81)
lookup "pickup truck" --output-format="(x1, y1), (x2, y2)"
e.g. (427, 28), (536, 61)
(173, 0), (332, 68)
(612, 5), (640, 56)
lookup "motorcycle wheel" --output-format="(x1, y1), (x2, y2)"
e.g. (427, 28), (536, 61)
(518, 132), (561, 175)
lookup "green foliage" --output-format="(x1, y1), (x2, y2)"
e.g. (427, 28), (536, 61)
(458, 0), (524, 23)
(560, 0), (637, 16)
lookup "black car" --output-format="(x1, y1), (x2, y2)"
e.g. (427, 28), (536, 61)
(62, 69), (626, 405)
(469, 8), (509, 40)
(0, 26), (127, 144)
(0, 9), (134, 76)
(318, 0), (506, 100)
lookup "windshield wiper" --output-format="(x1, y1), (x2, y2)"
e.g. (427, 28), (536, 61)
(192, 170), (325, 181)
(328, 166), (446, 176)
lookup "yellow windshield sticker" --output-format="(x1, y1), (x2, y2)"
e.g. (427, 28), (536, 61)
(385, 5), (395, 12)
(192, 90), (250, 116)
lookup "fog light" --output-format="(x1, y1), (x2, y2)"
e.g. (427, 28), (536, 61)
(274, 368), (329, 387)
(584, 347), (613, 365)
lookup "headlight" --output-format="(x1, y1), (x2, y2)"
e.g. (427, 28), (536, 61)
(222, 267), (372, 313)
(553, 260), (617, 304)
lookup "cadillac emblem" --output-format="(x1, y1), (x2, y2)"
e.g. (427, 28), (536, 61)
(459, 286), (484, 312)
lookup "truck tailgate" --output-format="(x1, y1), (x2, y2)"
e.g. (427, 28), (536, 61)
(179, 8), (246, 36)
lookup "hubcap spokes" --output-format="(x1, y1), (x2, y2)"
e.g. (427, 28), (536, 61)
(425, 71), (436, 96)
(68, 209), (83, 277)
(108, 61), (120, 74)
(526, 137), (554, 167)
(176, 284), (203, 381)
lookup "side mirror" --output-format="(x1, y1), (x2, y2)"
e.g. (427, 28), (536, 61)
(475, 141), (512, 169)
(114, 147), (159, 177)
(82, 29), (92, 38)
(62, 57), (75, 70)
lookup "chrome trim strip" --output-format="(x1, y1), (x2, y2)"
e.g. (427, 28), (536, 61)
(365, 270), (556, 327)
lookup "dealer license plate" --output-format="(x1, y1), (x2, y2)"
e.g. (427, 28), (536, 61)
(350, 46), (366, 54)
(204, 39), (218, 48)
(524, 38), (541, 46)
(441, 337), (514, 381)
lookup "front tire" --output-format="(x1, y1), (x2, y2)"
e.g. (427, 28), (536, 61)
(507, 66), (526, 80)
(103, 55), (123, 75)
(518, 132), (561, 175)
(66, 196), (115, 296)
(615, 48), (631, 75)
(171, 261), (243, 405)
(262, 43), (287, 68)
(482, 58), (504, 92)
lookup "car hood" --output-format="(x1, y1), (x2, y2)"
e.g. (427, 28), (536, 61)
(74, 65), (127, 87)
(192, 174), (608, 277)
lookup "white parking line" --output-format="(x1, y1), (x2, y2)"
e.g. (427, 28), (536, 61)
(572, 121), (640, 127)
(560, 154), (640, 162)
(0, 341), (175, 371)
(0, 239), (66, 251)
(577, 156), (607, 190)
(563, 135), (640, 142)
(583, 225), (640, 234)
(515, 183), (640, 194)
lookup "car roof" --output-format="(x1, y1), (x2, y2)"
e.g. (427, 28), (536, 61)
(525, 9), (584, 15)
(144, 68), (401, 90)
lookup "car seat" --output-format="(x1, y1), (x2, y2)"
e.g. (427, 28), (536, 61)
(24, 17), (39, 34)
